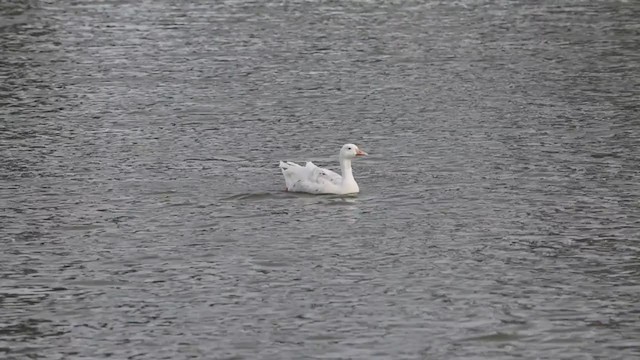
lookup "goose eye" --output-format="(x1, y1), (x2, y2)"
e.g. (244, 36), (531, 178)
(347, 147), (352, 150)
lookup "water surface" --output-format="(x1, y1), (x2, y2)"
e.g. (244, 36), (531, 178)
(1, 0), (639, 359)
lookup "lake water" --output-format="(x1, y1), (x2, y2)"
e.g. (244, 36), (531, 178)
(1, 0), (639, 359)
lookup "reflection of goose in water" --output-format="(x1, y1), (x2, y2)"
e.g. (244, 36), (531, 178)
(279, 144), (367, 195)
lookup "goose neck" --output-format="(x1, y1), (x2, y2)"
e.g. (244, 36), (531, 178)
(340, 158), (354, 181)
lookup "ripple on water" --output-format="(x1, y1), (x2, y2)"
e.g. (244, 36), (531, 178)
(1, 0), (639, 359)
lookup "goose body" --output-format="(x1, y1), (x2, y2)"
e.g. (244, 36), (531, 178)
(279, 144), (367, 195)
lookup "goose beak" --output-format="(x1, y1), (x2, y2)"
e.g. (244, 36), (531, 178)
(356, 148), (367, 156)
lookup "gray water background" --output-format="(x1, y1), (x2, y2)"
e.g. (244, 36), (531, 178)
(1, 0), (639, 359)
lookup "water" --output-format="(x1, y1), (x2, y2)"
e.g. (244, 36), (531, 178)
(1, 0), (639, 359)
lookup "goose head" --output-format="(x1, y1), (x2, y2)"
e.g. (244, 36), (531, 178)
(340, 143), (367, 160)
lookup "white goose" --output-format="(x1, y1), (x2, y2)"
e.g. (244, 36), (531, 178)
(279, 144), (368, 195)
